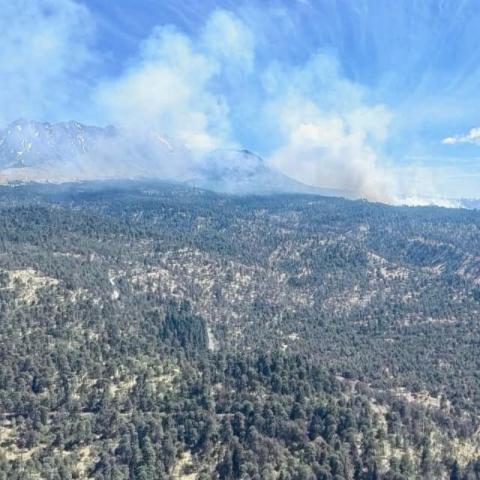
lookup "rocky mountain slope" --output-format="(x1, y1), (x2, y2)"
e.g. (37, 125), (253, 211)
(0, 119), (116, 169)
(188, 148), (340, 195)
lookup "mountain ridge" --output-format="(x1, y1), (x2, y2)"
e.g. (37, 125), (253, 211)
(0, 119), (350, 198)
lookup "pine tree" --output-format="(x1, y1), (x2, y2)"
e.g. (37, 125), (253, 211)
(450, 460), (461, 480)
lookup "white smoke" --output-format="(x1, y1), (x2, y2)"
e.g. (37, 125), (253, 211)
(95, 9), (255, 153)
(260, 55), (397, 202)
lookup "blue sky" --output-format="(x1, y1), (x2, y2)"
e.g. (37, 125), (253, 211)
(2, 0), (480, 201)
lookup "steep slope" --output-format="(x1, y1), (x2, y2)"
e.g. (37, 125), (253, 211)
(0, 119), (116, 169)
(189, 148), (351, 196)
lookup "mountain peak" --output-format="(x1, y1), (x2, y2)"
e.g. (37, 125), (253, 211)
(188, 148), (324, 195)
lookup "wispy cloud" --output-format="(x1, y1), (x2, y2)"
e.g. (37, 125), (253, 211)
(0, 0), (96, 125)
(442, 127), (480, 145)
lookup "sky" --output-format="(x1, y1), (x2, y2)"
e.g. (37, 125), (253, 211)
(1, 0), (480, 201)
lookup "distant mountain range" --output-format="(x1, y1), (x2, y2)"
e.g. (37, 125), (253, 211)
(0, 119), (116, 169)
(0, 119), (185, 183)
(0, 119), (349, 197)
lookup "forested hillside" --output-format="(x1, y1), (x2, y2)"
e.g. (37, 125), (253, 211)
(0, 181), (479, 479)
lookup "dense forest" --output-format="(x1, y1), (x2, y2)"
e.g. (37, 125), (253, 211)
(0, 180), (479, 479)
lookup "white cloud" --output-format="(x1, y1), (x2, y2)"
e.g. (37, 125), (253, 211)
(442, 127), (480, 145)
(0, 0), (95, 125)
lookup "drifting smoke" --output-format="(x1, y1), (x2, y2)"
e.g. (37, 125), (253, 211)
(93, 10), (402, 202)
(64, 131), (194, 182)
(94, 9), (256, 152)
(261, 55), (396, 203)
